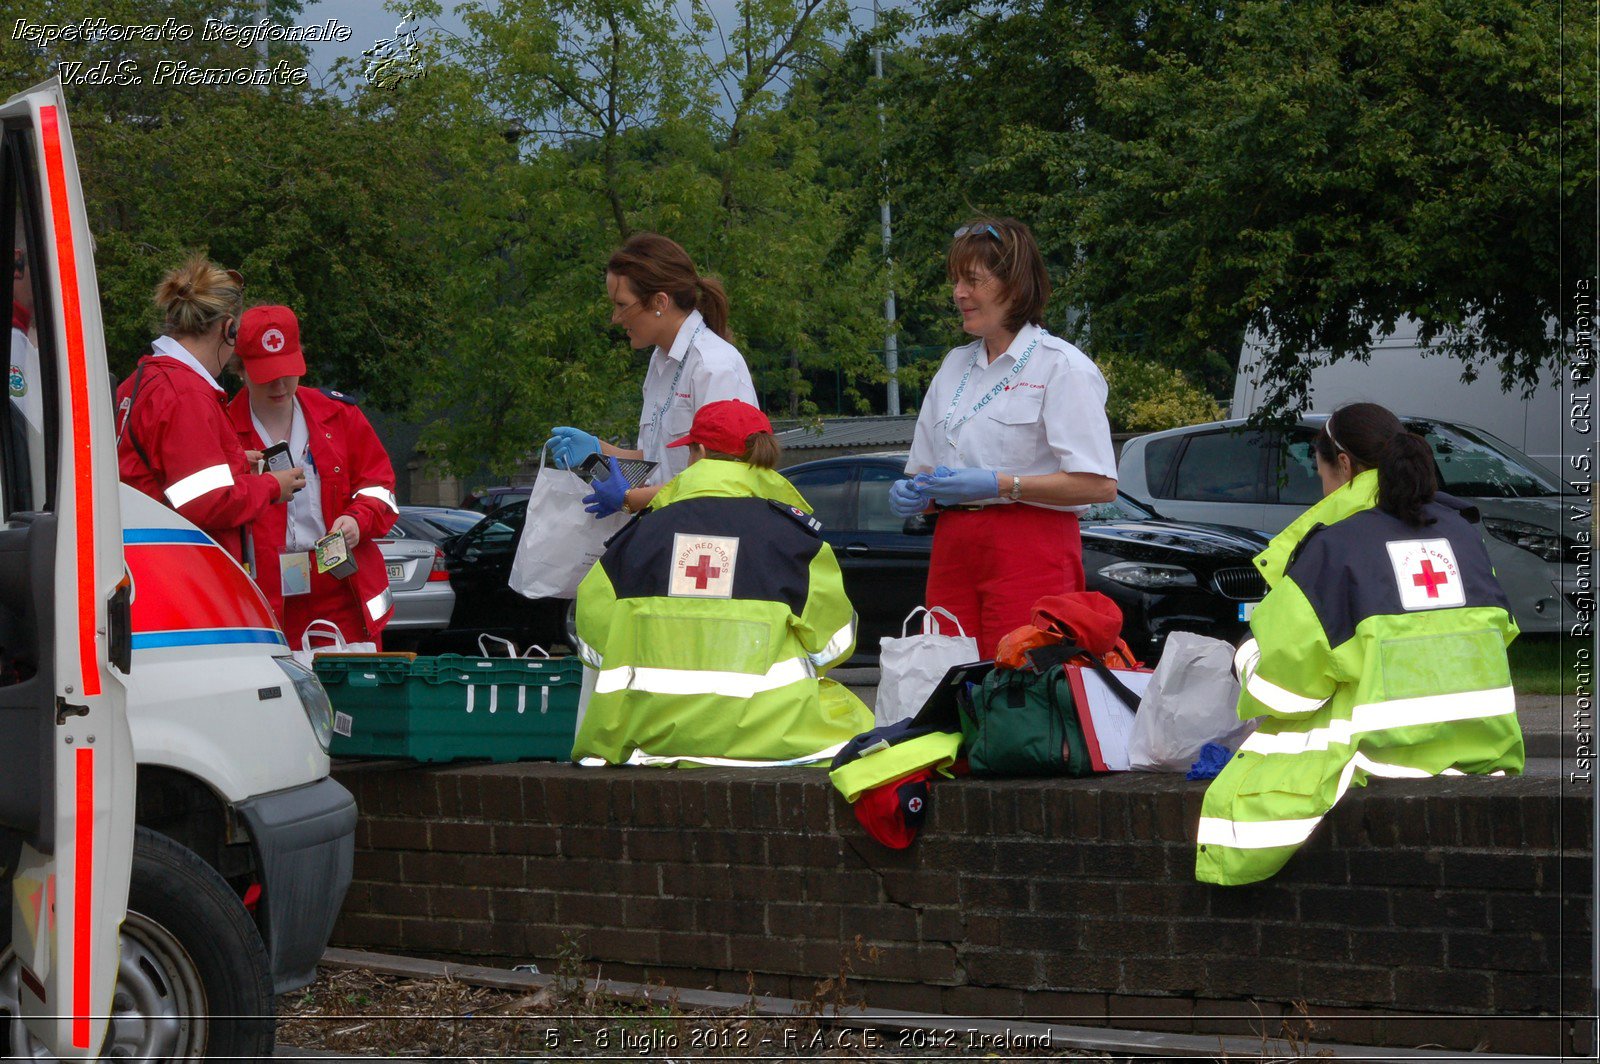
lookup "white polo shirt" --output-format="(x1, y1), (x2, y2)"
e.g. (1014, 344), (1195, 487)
(636, 309), (757, 483)
(905, 324), (1117, 512)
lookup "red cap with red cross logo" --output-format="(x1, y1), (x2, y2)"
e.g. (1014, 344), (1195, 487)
(236, 304), (307, 384)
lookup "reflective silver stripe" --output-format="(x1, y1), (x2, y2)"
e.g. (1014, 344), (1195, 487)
(593, 656), (814, 698)
(808, 616), (856, 668)
(1242, 670), (1329, 717)
(355, 485), (400, 513)
(365, 588), (392, 621)
(1197, 813), (1325, 850)
(164, 463), (233, 508)
(1233, 637), (1261, 682)
(574, 636), (602, 669)
(621, 741), (848, 768)
(1240, 687), (1517, 757)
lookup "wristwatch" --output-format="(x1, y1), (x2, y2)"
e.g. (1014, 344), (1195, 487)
(620, 491), (637, 516)
(1009, 475), (1022, 501)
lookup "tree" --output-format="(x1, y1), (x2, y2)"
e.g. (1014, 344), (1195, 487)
(882, 0), (1593, 411)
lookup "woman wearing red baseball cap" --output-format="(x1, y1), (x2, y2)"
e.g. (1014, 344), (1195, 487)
(226, 305), (401, 649)
(572, 400), (871, 766)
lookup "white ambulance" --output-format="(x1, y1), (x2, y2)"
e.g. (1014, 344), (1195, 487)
(2, 81), (354, 1059)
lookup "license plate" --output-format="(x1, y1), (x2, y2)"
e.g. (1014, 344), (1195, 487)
(386, 563), (404, 581)
(1238, 602), (1258, 621)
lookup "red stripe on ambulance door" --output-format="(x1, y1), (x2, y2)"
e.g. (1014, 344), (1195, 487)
(72, 747), (94, 1048)
(39, 105), (100, 700)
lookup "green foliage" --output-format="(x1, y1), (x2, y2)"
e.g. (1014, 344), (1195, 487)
(878, 0), (1593, 413)
(1096, 353), (1224, 433)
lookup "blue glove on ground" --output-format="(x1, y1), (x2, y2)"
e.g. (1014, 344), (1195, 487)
(582, 456), (629, 517)
(548, 426), (600, 470)
(920, 466), (999, 506)
(889, 478), (927, 518)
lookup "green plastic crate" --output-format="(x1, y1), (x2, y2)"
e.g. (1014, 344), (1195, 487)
(315, 653), (583, 762)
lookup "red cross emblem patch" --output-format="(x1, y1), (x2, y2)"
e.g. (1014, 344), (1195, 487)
(261, 327), (286, 354)
(1386, 538), (1465, 610)
(669, 533), (739, 598)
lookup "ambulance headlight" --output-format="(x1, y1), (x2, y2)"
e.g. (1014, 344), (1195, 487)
(275, 656), (334, 752)
(1099, 561), (1198, 590)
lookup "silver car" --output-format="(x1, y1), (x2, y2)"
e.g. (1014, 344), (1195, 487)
(376, 532), (455, 644)
(1117, 415), (1583, 634)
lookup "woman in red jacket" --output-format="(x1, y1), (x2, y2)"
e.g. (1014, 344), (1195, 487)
(227, 305), (400, 649)
(116, 258), (304, 564)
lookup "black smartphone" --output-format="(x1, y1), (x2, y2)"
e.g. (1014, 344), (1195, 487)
(262, 441), (293, 473)
(574, 452), (659, 489)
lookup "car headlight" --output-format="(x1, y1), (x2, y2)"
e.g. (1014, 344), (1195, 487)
(274, 655), (334, 753)
(1098, 561), (1198, 590)
(1482, 518), (1565, 563)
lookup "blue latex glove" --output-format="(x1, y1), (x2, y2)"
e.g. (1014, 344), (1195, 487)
(888, 478), (927, 518)
(548, 426), (600, 470)
(920, 466), (1000, 506)
(582, 456), (629, 517)
(1186, 742), (1235, 781)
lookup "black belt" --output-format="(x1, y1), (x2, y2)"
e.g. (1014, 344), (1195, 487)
(937, 504), (991, 512)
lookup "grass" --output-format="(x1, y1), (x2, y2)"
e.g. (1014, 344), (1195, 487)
(1508, 634), (1582, 696)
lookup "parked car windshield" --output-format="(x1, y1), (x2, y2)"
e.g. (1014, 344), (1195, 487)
(1411, 421), (1564, 498)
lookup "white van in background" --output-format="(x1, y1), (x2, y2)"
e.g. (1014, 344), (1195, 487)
(1232, 317), (1583, 480)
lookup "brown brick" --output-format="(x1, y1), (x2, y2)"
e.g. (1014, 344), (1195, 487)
(1439, 852), (1540, 891)
(728, 934), (803, 974)
(1107, 993), (1192, 1032)
(1261, 925), (1349, 962)
(1293, 1004), (1378, 1046)
(1449, 930), (1550, 972)
(1192, 997), (1285, 1041)
(478, 776), (522, 820)
(433, 775), (462, 818)
(1204, 957), (1303, 1001)
(958, 875), (1029, 910)
(1013, 788), (1047, 835)
(453, 773), (485, 818)
(1081, 919), (1167, 954)
(398, 850), (464, 885)
(1296, 962), (1395, 1006)
(771, 902), (841, 939)
(1391, 967), (1491, 1011)
(365, 816), (423, 851)
(858, 943), (959, 983)
(1114, 881), (1209, 917)
(1298, 885), (1389, 926)
(563, 828), (625, 860)
(1041, 948), (1120, 989)
(494, 823), (561, 855)
(880, 870), (958, 907)
(1020, 989), (1108, 1025)
(694, 830), (767, 866)
(860, 978), (945, 1014)
(501, 888), (556, 924)
(773, 781), (809, 832)
(920, 908), (966, 942)
(330, 912), (401, 949)
(1120, 955), (1204, 994)
(429, 820), (495, 852)
(428, 885), (491, 921)
(661, 862), (732, 900)
(942, 984), (1027, 1016)
(586, 927), (661, 966)
(456, 919), (510, 958)
(1173, 919), (1258, 958)
(399, 917), (461, 953)
(368, 883), (428, 917)
(842, 903), (918, 943)
(1374, 1014), (1488, 1053)
(555, 891), (625, 927)
(520, 776), (549, 821)
(1491, 970), (1563, 1012)
(457, 852), (528, 888)
(695, 898), (767, 936)
(659, 930), (731, 969)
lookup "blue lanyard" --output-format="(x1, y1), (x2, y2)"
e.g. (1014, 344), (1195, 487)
(942, 335), (1039, 443)
(647, 320), (705, 446)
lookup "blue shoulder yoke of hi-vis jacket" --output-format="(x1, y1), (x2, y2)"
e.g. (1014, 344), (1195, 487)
(572, 459), (870, 766)
(1195, 469), (1524, 886)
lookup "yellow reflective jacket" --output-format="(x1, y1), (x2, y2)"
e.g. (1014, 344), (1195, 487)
(572, 459), (870, 765)
(1196, 470), (1525, 885)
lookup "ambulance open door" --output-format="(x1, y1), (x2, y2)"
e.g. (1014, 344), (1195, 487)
(0, 79), (135, 1058)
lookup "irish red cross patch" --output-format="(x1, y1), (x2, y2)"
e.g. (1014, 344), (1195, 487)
(1385, 538), (1465, 610)
(669, 533), (739, 598)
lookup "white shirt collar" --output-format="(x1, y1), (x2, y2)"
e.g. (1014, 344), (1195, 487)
(151, 334), (225, 393)
(249, 395), (306, 455)
(983, 323), (1042, 368)
(657, 308), (706, 365)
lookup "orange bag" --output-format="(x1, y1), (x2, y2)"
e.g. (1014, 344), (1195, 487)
(994, 592), (1144, 671)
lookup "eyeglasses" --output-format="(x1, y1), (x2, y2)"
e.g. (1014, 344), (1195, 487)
(953, 224), (1001, 241)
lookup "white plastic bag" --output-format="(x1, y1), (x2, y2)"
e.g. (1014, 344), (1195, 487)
(873, 606), (980, 727)
(508, 445), (628, 600)
(1127, 631), (1253, 772)
(291, 619), (376, 666)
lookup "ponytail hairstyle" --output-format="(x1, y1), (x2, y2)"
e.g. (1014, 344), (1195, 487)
(1312, 402), (1438, 527)
(606, 232), (730, 341)
(697, 432), (782, 470)
(154, 256), (243, 339)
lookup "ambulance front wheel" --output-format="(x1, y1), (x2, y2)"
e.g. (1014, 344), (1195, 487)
(0, 826), (276, 1059)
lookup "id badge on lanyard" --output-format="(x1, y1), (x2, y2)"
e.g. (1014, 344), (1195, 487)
(280, 550), (312, 598)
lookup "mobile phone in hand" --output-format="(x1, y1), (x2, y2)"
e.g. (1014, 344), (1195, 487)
(262, 441), (293, 473)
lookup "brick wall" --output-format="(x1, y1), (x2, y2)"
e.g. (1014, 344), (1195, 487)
(331, 764), (1592, 1056)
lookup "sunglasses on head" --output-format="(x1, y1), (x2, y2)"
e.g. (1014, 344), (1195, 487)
(953, 223), (1001, 241)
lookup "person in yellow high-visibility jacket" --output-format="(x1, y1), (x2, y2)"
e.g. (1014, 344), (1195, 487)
(572, 400), (870, 766)
(1197, 403), (1524, 885)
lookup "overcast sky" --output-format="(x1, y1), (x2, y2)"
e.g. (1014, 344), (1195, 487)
(296, 0), (907, 92)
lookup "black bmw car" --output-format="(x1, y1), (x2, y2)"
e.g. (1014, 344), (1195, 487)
(782, 453), (1271, 664)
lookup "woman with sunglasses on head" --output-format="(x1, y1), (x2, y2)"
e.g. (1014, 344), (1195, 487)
(547, 232), (756, 517)
(116, 257), (305, 565)
(1196, 403), (1523, 885)
(890, 217), (1118, 658)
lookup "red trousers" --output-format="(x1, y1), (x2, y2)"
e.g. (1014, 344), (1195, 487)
(281, 563), (382, 651)
(925, 504), (1084, 659)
